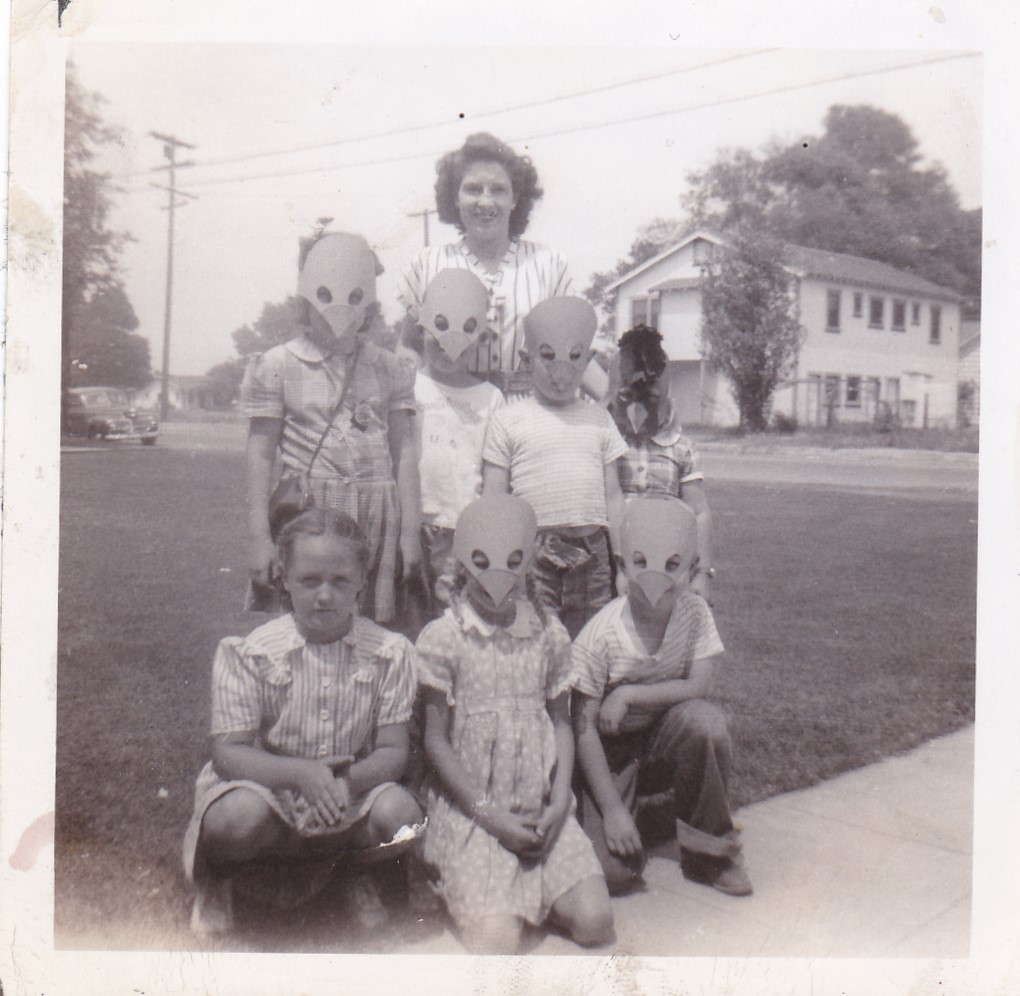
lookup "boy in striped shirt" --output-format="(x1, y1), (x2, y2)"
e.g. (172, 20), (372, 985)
(481, 297), (626, 638)
(571, 497), (752, 897)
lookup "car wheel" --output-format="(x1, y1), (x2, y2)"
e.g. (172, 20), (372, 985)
(141, 436), (157, 446)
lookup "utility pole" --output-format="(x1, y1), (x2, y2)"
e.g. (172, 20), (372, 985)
(149, 132), (196, 422)
(407, 208), (435, 247)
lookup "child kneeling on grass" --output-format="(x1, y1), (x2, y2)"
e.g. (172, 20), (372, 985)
(571, 496), (752, 897)
(183, 508), (424, 939)
(417, 494), (614, 953)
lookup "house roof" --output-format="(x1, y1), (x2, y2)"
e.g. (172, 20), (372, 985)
(648, 277), (701, 293)
(783, 244), (963, 301)
(607, 230), (963, 302)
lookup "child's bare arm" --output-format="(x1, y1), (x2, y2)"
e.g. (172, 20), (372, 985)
(536, 694), (574, 853)
(423, 687), (540, 855)
(572, 691), (642, 857)
(481, 461), (511, 494)
(345, 722), (411, 796)
(683, 479), (714, 600)
(605, 656), (717, 729)
(604, 459), (624, 554)
(389, 410), (423, 579)
(247, 417), (283, 583)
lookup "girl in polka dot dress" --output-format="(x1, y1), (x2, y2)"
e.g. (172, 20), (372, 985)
(415, 494), (614, 953)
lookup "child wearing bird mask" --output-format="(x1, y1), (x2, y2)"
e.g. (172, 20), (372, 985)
(412, 269), (506, 615)
(571, 496), (752, 899)
(482, 296), (627, 639)
(608, 325), (715, 603)
(416, 494), (614, 954)
(242, 230), (422, 624)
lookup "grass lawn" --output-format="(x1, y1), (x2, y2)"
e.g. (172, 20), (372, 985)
(55, 446), (976, 951)
(688, 423), (979, 453)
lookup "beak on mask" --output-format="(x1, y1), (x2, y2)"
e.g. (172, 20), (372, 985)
(621, 497), (698, 613)
(454, 495), (537, 609)
(298, 233), (382, 340)
(421, 269), (491, 363)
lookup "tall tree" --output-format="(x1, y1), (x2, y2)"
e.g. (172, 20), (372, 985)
(69, 284), (151, 388)
(203, 358), (246, 408)
(231, 297), (303, 357)
(62, 64), (134, 407)
(698, 229), (805, 431)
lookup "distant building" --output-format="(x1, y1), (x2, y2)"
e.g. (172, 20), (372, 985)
(606, 231), (964, 428)
(131, 374), (216, 411)
(957, 322), (980, 427)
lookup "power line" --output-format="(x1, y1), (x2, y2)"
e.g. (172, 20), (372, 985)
(126, 50), (979, 195)
(122, 50), (776, 179)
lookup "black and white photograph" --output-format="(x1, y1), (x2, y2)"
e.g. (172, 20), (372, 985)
(2, 2), (1018, 994)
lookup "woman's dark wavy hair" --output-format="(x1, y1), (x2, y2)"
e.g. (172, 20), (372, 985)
(434, 133), (544, 240)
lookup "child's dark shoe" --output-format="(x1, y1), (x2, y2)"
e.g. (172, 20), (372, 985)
(682, 853), (753, 897)
(190, 876), (235, 938)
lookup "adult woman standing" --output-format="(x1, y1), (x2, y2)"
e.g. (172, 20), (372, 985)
(398, 132), (605, 399)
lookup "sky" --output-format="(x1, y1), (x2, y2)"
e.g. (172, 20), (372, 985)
(70, 43), (983, 375)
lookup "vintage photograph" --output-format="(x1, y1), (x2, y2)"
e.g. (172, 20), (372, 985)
(6, 4), (1019, 991)
(49, 40), (981, 958)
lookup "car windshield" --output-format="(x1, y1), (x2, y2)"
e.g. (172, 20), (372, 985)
(77, 390), (109, 407)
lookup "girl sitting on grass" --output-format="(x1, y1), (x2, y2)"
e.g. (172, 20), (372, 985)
(416, 494), (614, 953)
(183, 508), (423, 939)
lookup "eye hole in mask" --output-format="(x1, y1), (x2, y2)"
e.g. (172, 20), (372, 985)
(317, 286), (333, 304)
(506, 549), (524, 569)
(471, 550), (490, 570)
(434, 314), (449, 331)
(348, 288), (364, 305)
(632, 551), (647, 568)
(463, 317), (477, 334)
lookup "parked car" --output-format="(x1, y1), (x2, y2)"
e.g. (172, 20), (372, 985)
(63, 387), (159, 445)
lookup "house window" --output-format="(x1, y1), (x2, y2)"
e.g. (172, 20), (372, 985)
(892, 300), (906, 331)
(930, 305), (941, 344)
(629, 296), (660, 330)
(885, 377), (900, 412)
(911, 302), (921, 325)
(868, 296), (885, 328)
(692, 239), (715, 265)
(824, 375), (841, 407)
(846, 376), (862, 407)
(852, 293), (863, 318)
(826, 290), (841, 332)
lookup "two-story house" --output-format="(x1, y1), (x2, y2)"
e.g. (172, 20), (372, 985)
(605, 231), (963, 428)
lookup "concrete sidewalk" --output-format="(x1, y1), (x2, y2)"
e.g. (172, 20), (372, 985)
(404, 726), (973, 957)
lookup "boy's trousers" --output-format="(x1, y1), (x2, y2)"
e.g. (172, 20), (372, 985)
(575, 698), (741, 893)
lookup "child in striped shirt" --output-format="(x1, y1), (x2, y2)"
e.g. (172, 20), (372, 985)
(183, 509), (423, 939)
(571, 496), (752, 898)
(482, 297), (626, 638)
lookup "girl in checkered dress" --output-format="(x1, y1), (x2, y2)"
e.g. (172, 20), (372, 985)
(243, 232), (422, 624)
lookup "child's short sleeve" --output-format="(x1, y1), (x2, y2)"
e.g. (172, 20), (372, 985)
(570, 612), (611, 701)
(374, 634), (418, 727)
(664, 595), (725, 679)
(601, 410), (629, 466)
(209, 638), (264, 735)
(481, 407), (512, 469)
(240, 348), (286, 420)
(414, 616), (461, 706)
(543, 616), (575, 700)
